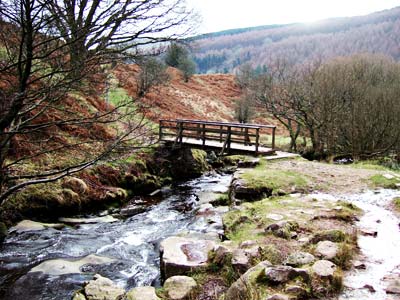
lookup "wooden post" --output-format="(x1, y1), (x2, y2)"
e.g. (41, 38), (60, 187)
(197, 123), (201, 140)
(227, 126), (231, 153)
(202, 124), (206, 147)
(255, 128), (260, 155)
(159, 120), (163, 140)
(179, 121), (183, 144)
(272, 127), (276, 149)
(220, 125), (223, 142)
(244, 127), (249, 145)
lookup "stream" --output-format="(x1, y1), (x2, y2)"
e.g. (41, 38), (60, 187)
(0, 172), (232, 300)
(0, 171), (399, 300)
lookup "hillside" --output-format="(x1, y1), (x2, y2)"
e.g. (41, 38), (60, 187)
(192, 6), (400, 73)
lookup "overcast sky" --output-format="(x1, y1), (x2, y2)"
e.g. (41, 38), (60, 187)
(187, 0), (400, 34)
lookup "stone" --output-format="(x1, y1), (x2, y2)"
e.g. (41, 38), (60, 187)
(386, 279), (400, 294)
(212, 244), (234, 265)
(285, 251), (316, 267)
(315, 241), (339, 260)
(312, 260), (337, 278)
(29, 254), (115, 276)
(237, 158), (260, 168)
(84, 274), (125, 300)
(353, 260), (367, 269)
(231, 249), (251, 274)
(125, 286), (160, 300)
(240, 240), (261, 258)
(120, 205), (147, 217)
(284, 285), (307, 297)
(360, 228), (378, 237)
(160, 236), (216, 279)
(10, 220), (65, 233)
(265, 221), (298, 240)
(231, 177), (272, 202)
(58, 215), (118, 224)
(363, 284), (376, 293)
(264, 266), (297, 285)
(266, 294), (290, 300)
(225, 260), (272, 300)
(164, 276), (197, 300)
(266, 214), (284, 221)
(62, 177), (89, 194)
(72, 292), (87, 300)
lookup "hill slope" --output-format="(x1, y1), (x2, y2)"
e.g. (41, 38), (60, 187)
(192, 6), (400, 73)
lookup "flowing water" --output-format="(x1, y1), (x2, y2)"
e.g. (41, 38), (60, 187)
(339, 189), (400, 300)
(0, 172), (232, 300)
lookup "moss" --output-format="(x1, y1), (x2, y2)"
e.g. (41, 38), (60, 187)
(211, 193), (230, 206)
(191, 149), (210, 173)
(259, 245), (283, 265)
(369, 174), (399, 189)
(333, 243), (355, 270)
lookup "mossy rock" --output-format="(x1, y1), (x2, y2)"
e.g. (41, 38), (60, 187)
(169, 148), (210, 179)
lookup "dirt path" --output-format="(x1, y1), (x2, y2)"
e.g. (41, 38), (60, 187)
(266, 158), (394, 194)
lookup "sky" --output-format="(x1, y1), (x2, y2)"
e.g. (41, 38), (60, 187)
(187, 0), (400, 34)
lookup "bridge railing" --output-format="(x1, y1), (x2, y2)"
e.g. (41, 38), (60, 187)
(159, 119), (276, 155)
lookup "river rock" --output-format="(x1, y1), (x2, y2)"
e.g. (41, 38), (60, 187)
(119, 205), (147, 217)
(312, 260), (337, 278)
(84, 274), (124, 300)
(124, 286), (160, 300)
(240, 240), (261, 258)
(230, 177), (272, 202)
(160, 236), (216, 279)
(212, 243), (235, 265)
(225, 260), (272, 300)
(9, 220), (65, 233)
(284, 285), (307, 298)
(315, 241), (339, 260)
(285, 251), (316, 267)
(163, 276), (197, 300)
(310, 229), (346, 243)
(72, 292), (87, 300)
(29, 254), (116, 276)
(237, 158), (260, 168)
(59, 215), (118, 224)
(386, 279), (400, 294)
(231, 249), (251, 274)
(264, 266), (298, 285)
(266, 294), (290, 300)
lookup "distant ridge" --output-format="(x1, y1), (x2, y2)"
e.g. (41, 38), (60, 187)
(191, 6), (400, 73)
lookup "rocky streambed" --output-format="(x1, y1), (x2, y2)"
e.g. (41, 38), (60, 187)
(1, 157), (400, 300)
(0, 172), (232, 300)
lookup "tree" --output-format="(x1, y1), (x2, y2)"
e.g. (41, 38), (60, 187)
(165, 43), (196, 82)
(234, 95), (255, 124)
(136, 57), (169, 97)
(0, 0), (195, 204)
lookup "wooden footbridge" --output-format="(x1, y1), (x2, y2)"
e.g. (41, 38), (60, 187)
(159, 119), (276, 155)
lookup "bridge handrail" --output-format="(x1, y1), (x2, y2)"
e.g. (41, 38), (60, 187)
(159, 119), (276, 154)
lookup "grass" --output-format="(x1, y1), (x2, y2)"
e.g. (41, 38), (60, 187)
(369, 174), (400, 189)
(239, 159), (309, 193)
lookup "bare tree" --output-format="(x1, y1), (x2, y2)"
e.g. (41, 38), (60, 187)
(0, 0), (195, 204)
(136, 56), (169, 97)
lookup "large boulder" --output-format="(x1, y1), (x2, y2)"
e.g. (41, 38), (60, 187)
(29, 254), (115, 276)
(225, 260), (272, 300)
(163, 276), (197, 300)
(84, 274), (125, 300)
(160, 236), (216, 279)
(311, 260), (337, 278)
(315, 241), (339, 260)
(124, 286), (160, 300)
(230, 176), (272, 202)
(9, 220), (65, 233)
